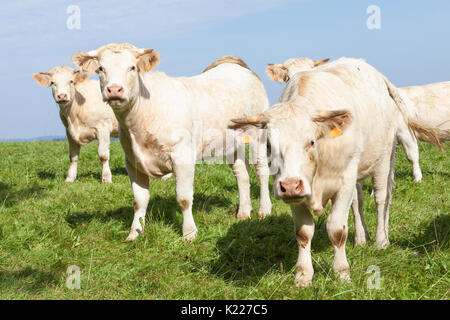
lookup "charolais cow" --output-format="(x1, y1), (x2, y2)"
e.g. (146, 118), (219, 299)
(33, 66), (119, 183)
(399, 82), (450, 142)
(71, 43), (272, 242)
(229, 57), (440, 287)
(267, 57), (447, 182)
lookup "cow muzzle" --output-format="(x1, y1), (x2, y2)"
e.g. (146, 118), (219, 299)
(277, 177), (309, 203)
(56, 93), (69, 104)
(105, 84), (125, 101)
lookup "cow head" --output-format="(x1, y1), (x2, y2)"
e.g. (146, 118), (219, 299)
(33, 66), (88, 106)
(266, 58), (330, 83)
(71, 43), (160, 109)
(229, 103), (352, 205)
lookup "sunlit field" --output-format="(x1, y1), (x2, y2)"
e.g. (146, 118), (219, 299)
(0, 140), (448, 299)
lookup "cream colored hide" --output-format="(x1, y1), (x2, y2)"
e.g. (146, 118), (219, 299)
(72, 43), (272, 242)
(400, 82), (450, 142)
(33, 66), (119, 183)
(266, 57), (426, 182)
(230, 57), (414, 287)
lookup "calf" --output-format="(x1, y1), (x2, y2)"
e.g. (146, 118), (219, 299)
(230, 58), (424, 287)
(72, 43), (272, 241)
(33, 66), (119, 183)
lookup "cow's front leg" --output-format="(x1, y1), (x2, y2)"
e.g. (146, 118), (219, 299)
(291, 204), (315, 287)
(97, 129), (112, 183)
(351, 181), (369, 246)
(172, 157), (197, 241)
(125, 160), (149, 241)
(327, 175), (356, 282)
(65, 135), (80, 183)
(229, 156), (253, 220)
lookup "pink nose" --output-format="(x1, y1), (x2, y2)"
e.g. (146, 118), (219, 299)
(278, 178), (304, 198)
(56, 93), (68, 101)
(105, 84), (124, 99)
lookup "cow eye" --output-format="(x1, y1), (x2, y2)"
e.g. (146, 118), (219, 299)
(97, 66), (104, 73)
(70, 80), (74, 84)
(130, 66), (136, 71)
(308, 140), (315, 149)
(50, 81), (55, 86)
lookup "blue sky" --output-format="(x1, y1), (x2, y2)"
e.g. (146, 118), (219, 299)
(0, 0), (449, 140)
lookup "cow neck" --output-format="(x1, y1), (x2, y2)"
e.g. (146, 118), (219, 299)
(116, 82), (159, 137)
(58, 100), (75, 124)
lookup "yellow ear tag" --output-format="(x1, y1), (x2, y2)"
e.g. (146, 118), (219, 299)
(329, 127), (342, 138)
(242, 135), (252, 144)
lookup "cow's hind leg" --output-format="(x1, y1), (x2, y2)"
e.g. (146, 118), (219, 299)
(97, 129), (112, 183)
(372, 141), (396, 249)
(397, 118), (422, 182)
(251, 132), (272, 219)
(229, 153), (253, 220)
(352, 181), (369, 246)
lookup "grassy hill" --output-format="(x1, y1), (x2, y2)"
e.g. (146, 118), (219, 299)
(0, 140), (448, 299)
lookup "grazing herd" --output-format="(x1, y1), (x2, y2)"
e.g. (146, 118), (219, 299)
(33, 43), (448, 287)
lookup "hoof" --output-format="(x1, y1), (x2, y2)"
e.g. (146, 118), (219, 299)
(354, 240), (367, 247)
(375, 240), (390, 250)
(336, 271), (352, 283)
(102, 179), (112, 184)
(295, 274), (313, 288)
(125, 228), (142, 242)
(236, 212), (251, 220)
(183, 229), (198, 242)
(161, 173), (173, 181)
(258, 212), (270, 220)
(65, 178), (75, 183)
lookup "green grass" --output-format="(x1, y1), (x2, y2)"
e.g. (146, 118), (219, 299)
(0, 140), (448, 300)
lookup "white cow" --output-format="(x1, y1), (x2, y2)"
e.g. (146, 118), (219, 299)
(33, 66), (119, 183)
(400, 82), (450, 142)
(229, 57), (432, 287)
(267, 58), (448, 246)
(72, 43), (272, 241)
(267, 57), (448, 182)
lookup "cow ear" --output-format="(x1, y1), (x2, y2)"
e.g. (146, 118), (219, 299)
(33, 72), (52, 87)
(72, 51), (99, 74)
(313, 58), (330, 67)
(313, 109), (352, 139)
(73, 70), (88, 84)
(228, 115), (269, 144)
(137, 49), (161, 72)
(266, 63), (288, 82)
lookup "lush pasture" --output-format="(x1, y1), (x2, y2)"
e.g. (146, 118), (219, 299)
(0, 140), (448, 299)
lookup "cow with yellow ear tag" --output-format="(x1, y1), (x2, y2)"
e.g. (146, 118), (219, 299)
(230, 57), (441, 288)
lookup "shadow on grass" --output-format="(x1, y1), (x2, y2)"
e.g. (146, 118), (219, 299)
(396, 214), (450, 252)
(65, 193), (233, 236)
(0, 266), (59, 294)
(0, 183), (48, 208)
(209, 213), (332, 285)
(37, 170), (56, 180)
(395, 170), (450, 179)
(111, 166), (128, 176)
